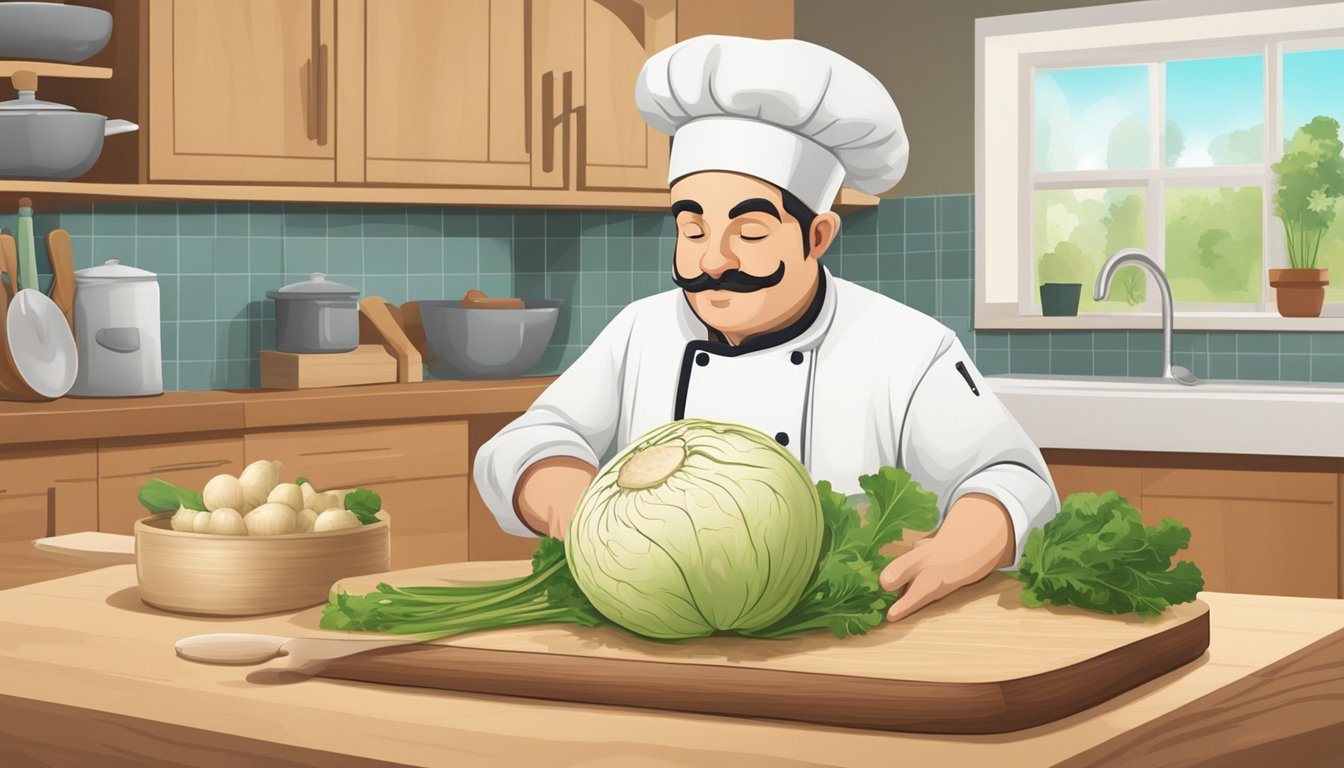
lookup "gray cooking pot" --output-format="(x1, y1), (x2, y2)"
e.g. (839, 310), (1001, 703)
(0, 71), (138, 181)
(267, 273), (361, 354)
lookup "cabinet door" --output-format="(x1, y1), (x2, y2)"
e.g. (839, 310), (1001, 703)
(357, 0), (532, 187)
(0, 443), (98, 543)
(98, 434), (246, 535)
(577, 0), (674, 191)
(1045, 464), (1144, 506)
(245, 420), (469, 568)
(148, 0), (336, 182)
(1142, 496), (1338, 598)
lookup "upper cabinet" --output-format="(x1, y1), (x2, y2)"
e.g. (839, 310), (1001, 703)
(349, 0), (533, 187)
(8, 0), (845, 211)
(148, 0), (337, 183)
(578, 0), (675, 191)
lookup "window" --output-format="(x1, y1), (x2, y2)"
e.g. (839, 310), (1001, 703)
(977, 0), (1344, 330)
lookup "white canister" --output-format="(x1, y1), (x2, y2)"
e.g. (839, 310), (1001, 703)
(69, 258), (162, 397)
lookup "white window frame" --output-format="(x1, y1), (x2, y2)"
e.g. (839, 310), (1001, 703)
(976, 0), (1344, 331)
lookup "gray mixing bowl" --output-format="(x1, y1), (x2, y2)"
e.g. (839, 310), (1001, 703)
(420, 299), (562, 379)
(0, 3), (113, 63)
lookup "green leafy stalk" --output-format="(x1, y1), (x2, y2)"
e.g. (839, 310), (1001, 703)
(741, 467), (940, 639)
(321, 537), (606, 635)
(1010, 491), (1204, 618)
(138, 478), (206, 514)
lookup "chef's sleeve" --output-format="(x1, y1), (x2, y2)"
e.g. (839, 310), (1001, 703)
(473, 305), (637, 537)
(898, 335), (1059, 570)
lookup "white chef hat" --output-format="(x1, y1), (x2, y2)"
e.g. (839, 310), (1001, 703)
(635, 35), (908, 213)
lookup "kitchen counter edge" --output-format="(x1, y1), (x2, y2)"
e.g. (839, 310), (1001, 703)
(0, 378), (556, 445)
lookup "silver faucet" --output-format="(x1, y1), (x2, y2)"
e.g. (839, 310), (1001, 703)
(1093, 248), (1199, 385)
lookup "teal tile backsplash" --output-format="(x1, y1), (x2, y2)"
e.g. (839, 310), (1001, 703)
(4, 194), (1344, 390)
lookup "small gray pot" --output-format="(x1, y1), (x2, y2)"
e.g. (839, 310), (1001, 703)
(267, 273), (360, 354)
(0, 71), (138, 181)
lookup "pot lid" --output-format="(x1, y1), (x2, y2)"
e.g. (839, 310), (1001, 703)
(76, 258), (157, 281)
(0, 89), (75, 114)
(268, 272), (360, 298)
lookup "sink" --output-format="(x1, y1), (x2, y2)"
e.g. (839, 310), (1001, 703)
(984, 374), (1344, 458)
(987, 374), (1344, 397)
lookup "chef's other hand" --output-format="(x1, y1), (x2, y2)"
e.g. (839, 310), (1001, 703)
(879, 493), (1014, 622)
(513, 457), (598, 539)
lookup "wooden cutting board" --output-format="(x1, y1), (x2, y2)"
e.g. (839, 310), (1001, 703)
(320, 562), (1210, 734)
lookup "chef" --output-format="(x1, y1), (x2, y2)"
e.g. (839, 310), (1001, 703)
(476, 35), (1059, 622)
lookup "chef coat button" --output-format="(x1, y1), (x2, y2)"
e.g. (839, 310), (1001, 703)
(774, 432), (790, 446)
(790, 351), (804, 365)
(695, 352), (710, 366)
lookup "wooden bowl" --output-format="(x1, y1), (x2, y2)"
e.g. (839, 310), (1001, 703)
(133, 514), (391, 616)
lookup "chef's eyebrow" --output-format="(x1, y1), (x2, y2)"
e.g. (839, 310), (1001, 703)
(728, 198), (781, 221)
(671, 199), (703, 217)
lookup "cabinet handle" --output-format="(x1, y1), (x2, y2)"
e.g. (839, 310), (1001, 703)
(317, 42), (330, 147)
(541, 70), (554, 174)
(541, 70), (573, 176)
(148, 460), (229, 473)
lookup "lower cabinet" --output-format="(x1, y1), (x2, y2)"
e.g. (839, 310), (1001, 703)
(0, 442), (98, 542)
(245, 419), (470, 568)
(97, 433), (245, 535)
(1045, 459), (1342, 599)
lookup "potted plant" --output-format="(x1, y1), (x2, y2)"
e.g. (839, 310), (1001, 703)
(1037, 241), (1088, 316)
(1269, 116), (1344, 318)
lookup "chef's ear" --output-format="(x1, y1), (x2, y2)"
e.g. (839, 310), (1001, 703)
(807, 212), (841, 261)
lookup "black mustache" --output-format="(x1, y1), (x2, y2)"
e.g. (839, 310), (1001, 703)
(672, 261), (786, 293)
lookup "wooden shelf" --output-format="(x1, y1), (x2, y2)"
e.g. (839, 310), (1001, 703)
(0, 180), (883, 214)
(0, 61), (112, 80)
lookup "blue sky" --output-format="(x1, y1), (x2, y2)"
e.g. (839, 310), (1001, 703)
(1284, 48), (1344, 139)
(1166, 55), (1263, 153)
(1037, 50), (1344, 169)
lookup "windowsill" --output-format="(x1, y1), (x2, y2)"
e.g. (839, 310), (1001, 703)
(974, 305), (1344, 331)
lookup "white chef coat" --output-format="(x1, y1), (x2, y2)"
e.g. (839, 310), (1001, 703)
(474, 267), (1059, 568)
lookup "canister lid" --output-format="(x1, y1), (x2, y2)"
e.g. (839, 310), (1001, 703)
(267, 273), (360, 299)
(75, 258), (157, 281)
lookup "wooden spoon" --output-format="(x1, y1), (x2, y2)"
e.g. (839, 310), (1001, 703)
(176, 632), (441, 678)
(45, 228), (76, 332)
(0, 233), (16, 302)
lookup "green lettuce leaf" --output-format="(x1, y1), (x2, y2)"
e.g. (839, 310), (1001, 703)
(1012, 491), (1204, 617)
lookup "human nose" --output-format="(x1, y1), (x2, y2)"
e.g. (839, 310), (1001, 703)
(699, 232), (740, 278)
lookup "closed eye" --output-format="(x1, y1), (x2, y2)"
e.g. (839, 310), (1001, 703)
(740, 234), (766, 241)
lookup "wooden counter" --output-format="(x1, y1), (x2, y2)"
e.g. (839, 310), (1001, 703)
(1, 543), (1342, 768)
(0, 378), (556, 446)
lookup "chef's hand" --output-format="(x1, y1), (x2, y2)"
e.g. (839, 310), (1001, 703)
(513, 457), (598, 539)
(879, 493), (1015, 622)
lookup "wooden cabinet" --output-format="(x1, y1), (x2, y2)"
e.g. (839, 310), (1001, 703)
(135, 0), (804, 205)
(337, 0), (664, 192)
(245, 419), (469, 568)
(1045, 457), (1342, 599)
(97, 433), (245, 535)
(0, 443), (97, 543)
(148, 0), (336, 183)
(576, 0), (675, 191)
(345, 0), (534, 186)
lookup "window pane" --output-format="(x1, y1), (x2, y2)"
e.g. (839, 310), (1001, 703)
(1034, 188), (1147, 312)
(1283, 48), (1344, 300)
(1319, 201), (1344, 301)
(1164, 56), (1263, 167)
(1283, 48), (1344, 148)
(1165, 187), (1263, 304)
(1035, 66), (1149, 172)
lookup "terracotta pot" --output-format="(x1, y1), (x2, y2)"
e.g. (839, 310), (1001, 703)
(1269, 268), (1329, 318)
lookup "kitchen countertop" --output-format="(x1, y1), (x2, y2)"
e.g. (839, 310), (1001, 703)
(988, 374), (1344, 459)
(0, 377), (556, 445)
(2, 542), (1343, 767)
